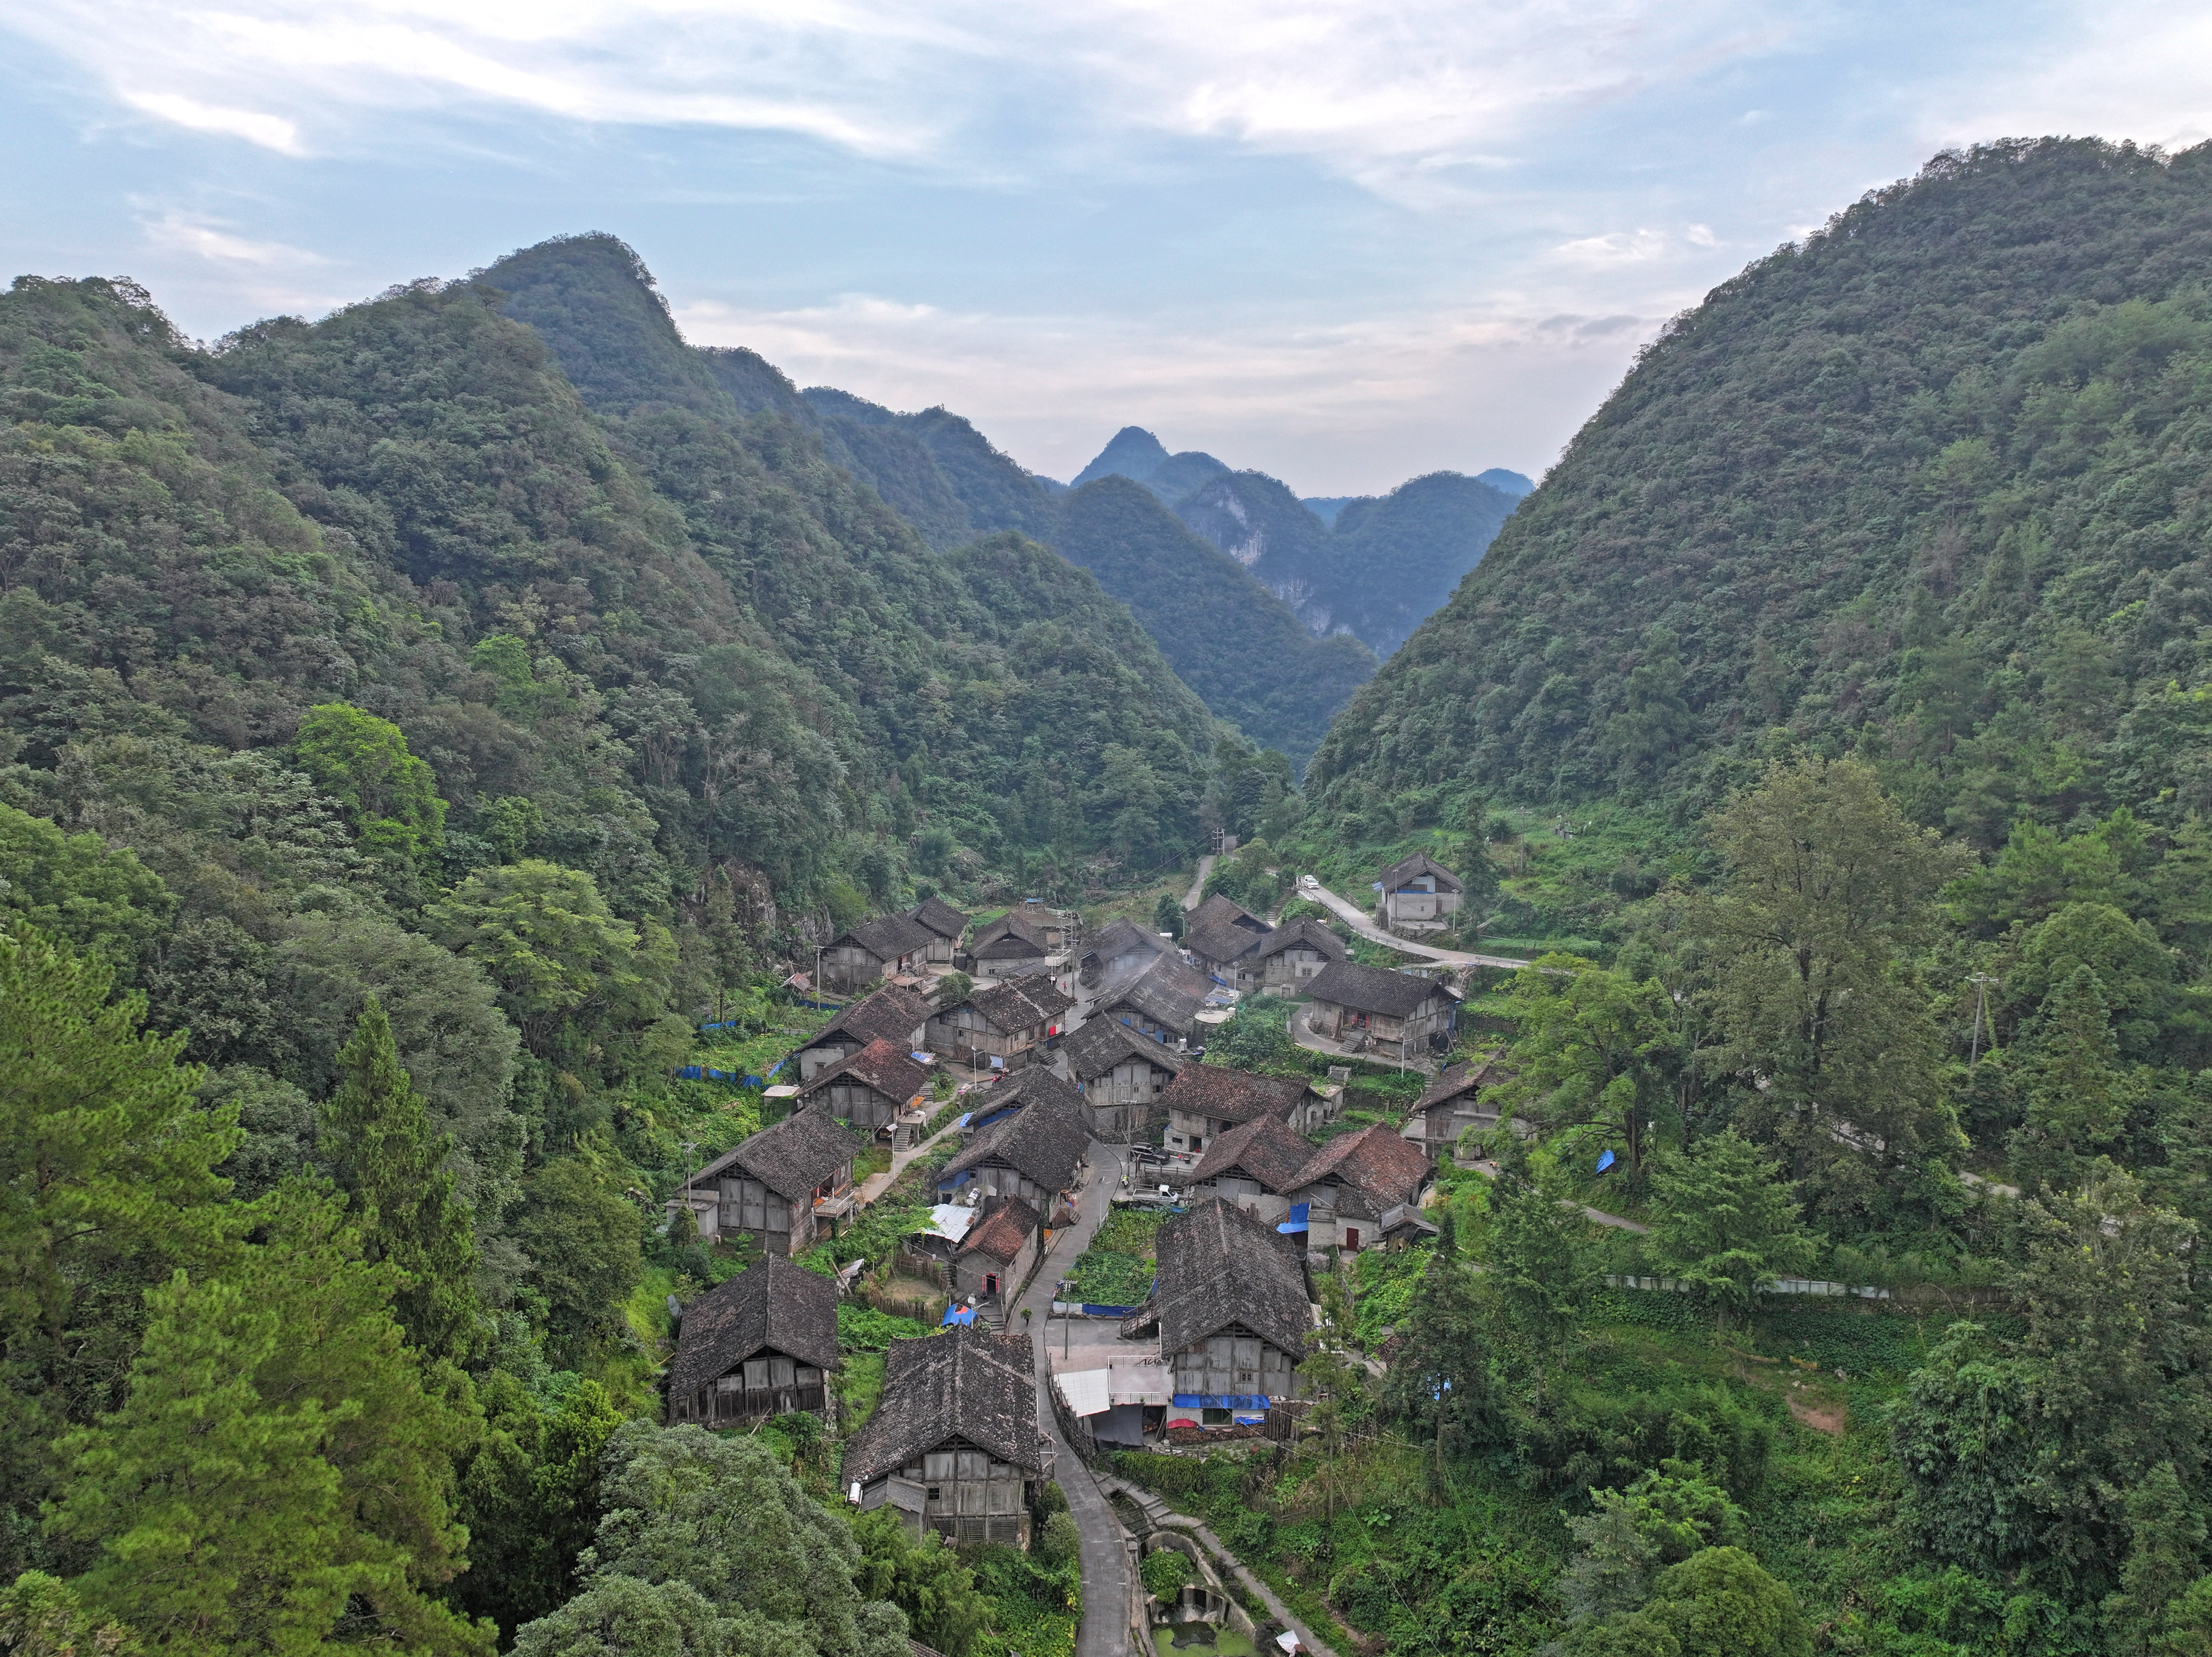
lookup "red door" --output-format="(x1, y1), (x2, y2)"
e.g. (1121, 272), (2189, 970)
(1343, 1229), (1360, 1252)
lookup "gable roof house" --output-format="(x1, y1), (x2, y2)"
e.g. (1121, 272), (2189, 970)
(821, 913), (939, 992)
(1158, 1064), (1342, 1156)
(666, 1254), (839, 1429)
(844, 1327), (1049, 1545)
(927, 974), (1074, 1073)
(951, 1195), (1043, 1303)
(1253, 918), (1349, 993)
(791, 984), (931, 1081)
(968, 911), (1051, 977)
(1283, 1125), (1438, 1254)
(1304, 960), (1459, 1056)
(672, 1110), (866, 1257)
(1092, 952), (1211, 1048)
(1059, 1019), (1185, 1143)
(1077, 917), (1173, 988)
(1185, 915), (1272, 993)
(964, 1065), (1087, 1134)
(1376, 853), (1465, 936)
(1180, 1115), (1315, 1214)
(907, 896), (969, 964)
(794, 1039), (931, 1143)
(1413, 1054), (1514, 1156)
(937, 1097), (1093, 1214)
(1186, 895), (1268, 938)
(1124, 1198), (1313, 1412)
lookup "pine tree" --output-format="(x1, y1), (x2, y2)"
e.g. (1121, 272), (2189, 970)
(1480, 1134), (1594, 1349)
(1648, 1130), (1817, 1327)
(2013, 966), (2138, 1189)
(49, 1184), (492, 1657)
(322, 996), (481, 1365)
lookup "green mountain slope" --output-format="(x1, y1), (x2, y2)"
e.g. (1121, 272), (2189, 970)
(1309, 138), (2212, 847)
(1054, 476), (1377, 760)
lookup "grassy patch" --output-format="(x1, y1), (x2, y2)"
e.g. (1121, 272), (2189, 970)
(968, 1543), (1079, 1657)
(1068, 1205), (1167, 1303)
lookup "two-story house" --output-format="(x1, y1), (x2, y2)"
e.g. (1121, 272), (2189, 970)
(927, 975), (1074, 1072)
(1058, 1019), (1184, 1143)
(1122, 1199), (1313, 1420)
(845, 1327), (1050, 1546)
(665, 1254), (839, 1429)
(1253, 918), (1348, 993)
(1282, 1124), (1437, 1254)
(1158, 1064), (1341, 1156)
(907, 896), (969, 965)
(1412, 1054), (1513, 1157)
(937, 1095), (1093, 1214)
(671, 1110), (865, 1256)
(1076, 917), (1172, 989)
(793, 1038), (930, 1143)
(1091, 953), (1211, 1048)
(1303, 960), (1459, 1056)
(1184, 914), (1271, 993)
(1177, 1114), (1313, 1212)
(1375, 853), (1465, 936)
(820, 914), (939, 992)
(967, 911), (1051, 978)
(964, 1066), (1085, 1134)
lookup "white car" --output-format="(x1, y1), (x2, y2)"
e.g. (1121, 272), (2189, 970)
(1299, 874), (1318, 890)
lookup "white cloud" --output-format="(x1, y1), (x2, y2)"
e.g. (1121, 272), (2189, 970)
(1549, 228), (1671, 263)
(118, 90), (302, 153)
(141, 211), (327, 266)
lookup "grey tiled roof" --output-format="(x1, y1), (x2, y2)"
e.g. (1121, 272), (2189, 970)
(1186, 917), (1269, 968)
(972, 912), (1049, 957)
(1059, 1018), (1185, 1082)
(961, 973), (1075, 1033)
(1082, 917), (1169, 967)
(1252, 917), (1348, 963)
(668, 1254), (840, 1398)
(1304, 959), (1459, 1019)
(959, 1195), (1042, 1265)
(693, 1109), (865, 1200)
(1186, 895), (1264, 935)
(1288, 1123), (1435, 1209)
(804, 985), (930, 1053)
(1094, 953), (1209, 1033)
(796, 1038), (930, 1108)
(909, 896), (969, 941)
(1377, 852), (1464, 894)
(1150, 1198), (1312, 1360)
(1160, 1064), (1312, 1128)
(1184, 1113), (1314, 1192)
(1414, 1054), (1511, 1113)
(832, 914), (939, 962)
(974, 1065), (1086, 1120)
(840, 1327), (1041, 1485)
(943, 1092), (1093, 1191)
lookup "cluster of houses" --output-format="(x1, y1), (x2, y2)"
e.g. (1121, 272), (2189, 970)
(662, 860), (1499, 1527)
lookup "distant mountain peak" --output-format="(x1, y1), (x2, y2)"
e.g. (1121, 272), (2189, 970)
(1071, 426), (1172, 488)
(1476, 467), (1535, 497)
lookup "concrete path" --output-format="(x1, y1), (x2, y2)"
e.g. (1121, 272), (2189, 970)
(1302, 879), (1539, 973)
(1183, 856), (1216, 911)
(1018, 1143), (1137, 1657)
(1097, 1477), (1340, 1657)
(1464, 1157), (1651, 1234)
(854, 1113), (964, 1206)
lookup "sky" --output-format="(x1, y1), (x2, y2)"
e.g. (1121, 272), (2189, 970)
(3, 3), (2212, 494)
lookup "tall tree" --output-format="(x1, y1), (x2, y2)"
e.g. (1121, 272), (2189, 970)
(1479, 1133), (1595, 1349)
(2011, 967), (2137, 1190)
(1690, 756), (1971, 1217)
(1380, 1215), (1498, 1479)
(0, 925), (240, 1580)
(48, 1183), (491, 1657)
(1499, 956), (1678, 1184)
(1647, 1130), (1816, 1327)
(322, 996), (481, 1366)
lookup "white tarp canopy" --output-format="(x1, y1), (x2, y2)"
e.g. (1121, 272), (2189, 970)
(918, 1203), (977, 1244)
(1054, 1368), (1112, 1418)
(1054, 1362), (1174, 1417)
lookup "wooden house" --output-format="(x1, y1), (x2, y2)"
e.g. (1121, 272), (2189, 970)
(1178, 1114), (1313, 1213)
(1184, 914), (1271, 993)
(968, 911), (1051, 977)
(791, 984), (929, 1081)
(1123, 1199), (1312, 1415)
(1253, 918), (1347, 993)
(927, 974), (1073, 1072)
(1186, 894), (1266, 938)
(1077, 917), (1172, 988)
(1012, 899), (1070, 951)
(1412, 1055), (1512, 1156)
(1282, 1124), (1437, 1254)
(937, 1094), (1093, 1213)
(952, 1195), (1043, 1302)
(1091, 952), (1211, 1047)
(821, 914), (939, 992)
(1376, 853), (1465, 935)
(1303, 960), (1458, 1055)
(665, 1254), (838, 1429)
(794, 1039), (930, 1143)
(845, 1327), (1049, 1545)
(907, 896), (969, 965)
(1059, 1019), (1184, 1143)
(1158, 1064), (1340, 1156)
(673, 1110), (865, 1256)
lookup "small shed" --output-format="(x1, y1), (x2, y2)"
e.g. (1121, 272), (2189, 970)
(1304, 960), (1459, 1055)
(1059, 1019), (1184, 1143)
(845, 1327), (1049, 1545)
(666, 1254), (839, 1428)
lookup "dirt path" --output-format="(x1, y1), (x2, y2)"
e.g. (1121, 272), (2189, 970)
(1017, 1145), (1138, 1657)
(1184, 856), (1216, 911)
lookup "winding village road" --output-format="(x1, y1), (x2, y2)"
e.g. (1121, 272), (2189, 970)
(1016, 1142), (1137, 1657)
(1300, 878), (1538, 973)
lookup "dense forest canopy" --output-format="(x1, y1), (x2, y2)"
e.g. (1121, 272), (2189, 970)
(1309, 137), (2212, 852)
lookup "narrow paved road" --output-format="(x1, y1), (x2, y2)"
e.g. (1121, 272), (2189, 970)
(1183, 856), (1215, 911)
(1303, 879), (1542, 973)
(1017, 1143), (1134, 1657)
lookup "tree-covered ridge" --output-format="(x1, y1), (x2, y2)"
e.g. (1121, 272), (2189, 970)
(1308, 138), (2212, 848)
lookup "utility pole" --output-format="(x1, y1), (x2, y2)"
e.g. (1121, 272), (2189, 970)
(680, 1140), (700, 1231)
(1968, 974), (1998, 1065)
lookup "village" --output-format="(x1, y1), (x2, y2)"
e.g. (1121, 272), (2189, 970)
(659, 854), (1503, 1657)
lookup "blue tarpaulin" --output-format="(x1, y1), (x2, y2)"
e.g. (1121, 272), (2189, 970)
(1171, 1393), (1272, 1410)
(942, 1306), (977, 1326)
(1596, 1149), (1616, 1173)
(1277, 1202), (1310, 1234)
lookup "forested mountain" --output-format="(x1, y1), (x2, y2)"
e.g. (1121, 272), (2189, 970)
(1181, 468), (1521, 655)
(1309, 138), (2212, 852)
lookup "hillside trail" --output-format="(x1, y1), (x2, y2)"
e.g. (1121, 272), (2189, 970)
(1182, 856), (1215, 911)
(1301, 879), (1539, 973)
